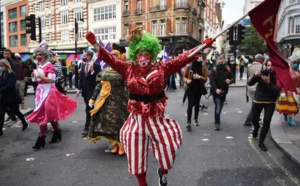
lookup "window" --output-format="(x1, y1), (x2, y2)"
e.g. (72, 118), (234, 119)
(61, 11), (69, 25)
(39, 16), (45, 28)
(39, 1), (45, 11)
(49, 15), (52, 27)
(152, 21), (157, 36)
(74, 0), (82, 3)
(289, 17), (294, 34)
(21, 34), (27, 46)
(125, 1), (129, 11)
(42, 33), (46, 41)
(295, 16), (300, 33)
(49, 32), (52, 42)
(74, 7), (83, 21)
(9, 35), (18, 47)
(124, 24), (129, 37)
(94, 5), (116, 21)
(9, 8), (17, 19)
(160, 20), (166, 36)
(61, 0), (68, 6)
(78, 27), (84, 39)
(137, 23), (143, 29)
(176, 19), (180, 34)
(137, 0), (142, 11)
(61, 30), (69, 41)
(20, 20), (26, 30)
(94, 27), (116, 41)
(181, 18), (187, 34)
(20, 5), (26, 17)
(9, 22), (17, 32)
(160, 0), (166, 6)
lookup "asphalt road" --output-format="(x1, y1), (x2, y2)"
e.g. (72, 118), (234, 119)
(0, 87), (300, 186)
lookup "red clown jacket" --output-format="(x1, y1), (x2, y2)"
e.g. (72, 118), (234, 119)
(97, 46), (198, 118)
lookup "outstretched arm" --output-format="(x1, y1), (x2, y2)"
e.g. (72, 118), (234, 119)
(86, 32), (130, 77)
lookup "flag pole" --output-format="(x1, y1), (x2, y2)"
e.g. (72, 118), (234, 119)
(188, 13), (249, 58)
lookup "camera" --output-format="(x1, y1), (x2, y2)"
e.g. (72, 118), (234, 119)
(261, 69), (269, 76)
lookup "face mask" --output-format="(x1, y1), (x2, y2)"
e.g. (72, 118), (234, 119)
(82, 58), (87, 62)
(36, 56), (43, 62)
(136, 55), (152, 68)
(264, 55), (269, 61)
(292, 64), (299, 69)
(0, 67), (6, 72)
(217, 64), (225, 70)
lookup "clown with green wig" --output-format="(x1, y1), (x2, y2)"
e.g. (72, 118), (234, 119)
(86, 25), (214, 186)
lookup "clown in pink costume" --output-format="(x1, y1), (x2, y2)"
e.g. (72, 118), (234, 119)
(27, 44), (77, 150)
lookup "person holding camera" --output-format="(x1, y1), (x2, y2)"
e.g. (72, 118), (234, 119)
(210, 56), (234, 130)
(248, 61), (280, 151)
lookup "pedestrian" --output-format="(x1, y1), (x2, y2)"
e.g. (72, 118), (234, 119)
(87, 44), (129, 156)
(0, 58), (28, 137)
(85, 25), (213, 186)
(49, 50), (66, 94)
(14, 53), (27, 109)
(76, 51), (101, 137)
(2, 48), (17, 123)
(210, 55), (234, 130)
(183, 54), (209, 131)
(69, 60), (76, 88)
(248, 61), (280, 151)
(277, 48), (300, 127)
(24, 57), (37, 96)
(243, 54), (264, 126)
(27, 43), (77, 150)
(227, 56), (236, 84)
(239, 56), (245, 80)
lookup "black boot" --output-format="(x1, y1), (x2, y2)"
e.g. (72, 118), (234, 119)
(32, 136), (46, 150)
(49, 130), (62, 143)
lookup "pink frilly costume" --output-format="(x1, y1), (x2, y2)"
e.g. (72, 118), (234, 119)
(27, 62), (77, 125)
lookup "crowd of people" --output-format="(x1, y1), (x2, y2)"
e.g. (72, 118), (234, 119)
(1, 25), (300, 186)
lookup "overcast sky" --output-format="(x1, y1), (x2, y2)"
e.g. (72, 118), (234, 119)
(222, 0), (244, 26)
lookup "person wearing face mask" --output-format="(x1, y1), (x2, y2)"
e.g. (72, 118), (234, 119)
(76, 51), (101, 137)
(14, 53), (28, 109)
(49, 50), (65, 94)
(277, 49), (300, 127)
(86, 44), (129, 156)
(248, 61), (280, 151)
(183, 52), (209, 130)
(26, 43), (77, 150)
(210, 56), (234, 130)
(86, 25), (214, 186)
(0, 58), (29, 137)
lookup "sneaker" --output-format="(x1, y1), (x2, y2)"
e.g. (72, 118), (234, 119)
(157, 168), (168, 186)
(186, 122), (192, 131)
(22, 123), (29, 131)
(4, 116), (11, 123)
(214, 124), (220, 130)
(193, 120), (199, 126)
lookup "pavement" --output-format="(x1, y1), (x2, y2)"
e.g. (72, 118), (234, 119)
(16, 74), (300, 169)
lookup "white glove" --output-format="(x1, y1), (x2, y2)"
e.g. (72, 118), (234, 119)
(88, 103), (94, 108)
(280, 93), (286, 98)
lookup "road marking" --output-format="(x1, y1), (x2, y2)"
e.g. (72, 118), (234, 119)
(202, 138), (209, 141)
(226, 136), (233, 139)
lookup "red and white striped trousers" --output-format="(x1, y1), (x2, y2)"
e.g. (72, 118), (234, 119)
(120, 113), (182, 175)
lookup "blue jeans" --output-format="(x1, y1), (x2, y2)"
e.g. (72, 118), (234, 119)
(213, 93), (227, 124)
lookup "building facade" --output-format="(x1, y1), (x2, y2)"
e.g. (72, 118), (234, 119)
(121, 0), (208, 56)
(277, 0), (300, 58)
(1, 0), (28, 52)
(28, 0), (88, 53)
(243, 0), (263, 14)
(87, 0), (122, 46)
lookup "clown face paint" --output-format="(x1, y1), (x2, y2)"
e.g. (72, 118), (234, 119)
(136, 55), (152, 68)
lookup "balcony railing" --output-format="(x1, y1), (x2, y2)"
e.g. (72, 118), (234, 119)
(192, 8), (197, 15)
(150, 5), (167, 12)
(122, 10), (129, 16)
(174, 2), (191, 9)
(135, 9), (144, 15)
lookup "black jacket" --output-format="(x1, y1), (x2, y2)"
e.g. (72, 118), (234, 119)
(0, 71), (19, 104)
(248, 72), (280, 102)
(78, 62), (101, 100)
(210, 65), (234, 94)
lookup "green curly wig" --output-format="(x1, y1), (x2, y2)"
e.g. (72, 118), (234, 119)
(128, 33), (162, 65)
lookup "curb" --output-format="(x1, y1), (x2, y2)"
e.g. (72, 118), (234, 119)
(270, 112), (300, 168)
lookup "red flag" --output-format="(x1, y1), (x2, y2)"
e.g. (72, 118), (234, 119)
(248, 0), (296, 92)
